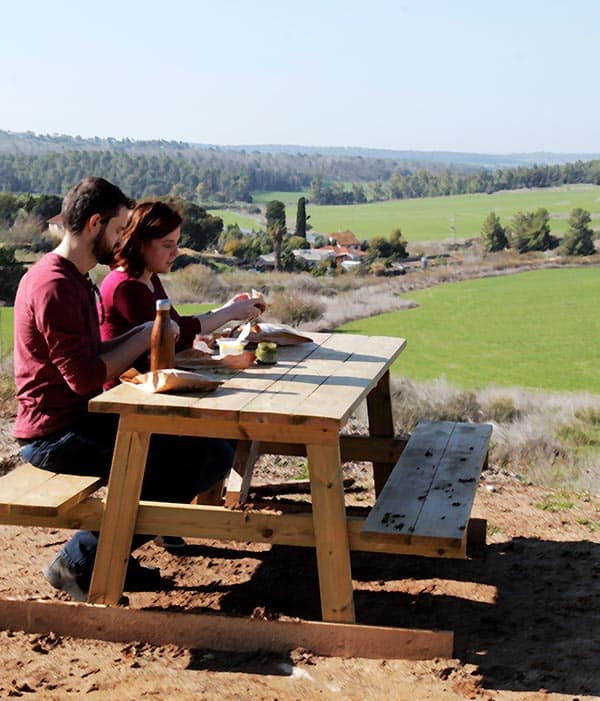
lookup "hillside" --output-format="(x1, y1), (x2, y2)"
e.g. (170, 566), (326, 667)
(2, 130), (598, 169)
(0, 418), (598, 700)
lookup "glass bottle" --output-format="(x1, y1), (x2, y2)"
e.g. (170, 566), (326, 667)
(150, 299), (175, 372)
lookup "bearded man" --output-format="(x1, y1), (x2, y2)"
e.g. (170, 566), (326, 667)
(13, 176), (233, 601)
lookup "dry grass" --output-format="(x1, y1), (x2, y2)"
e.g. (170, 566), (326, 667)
(386, 377), (600, 494)
(7, 248), (600, 494)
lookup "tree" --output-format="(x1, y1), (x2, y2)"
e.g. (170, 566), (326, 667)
(510, 208), (558, 253)
(561, 208), (595, 256)
(265, 200), (286, 271)
(367, 236), (392, 260)
(0, 245), (26, 304)
(389, 228), (409, 259)
(308, 177), (323, 204)
(169, 198), (223, 251)
(480, 211), (508, 252)
(295, 196), (310, 238)
(351, 183), (367, 204)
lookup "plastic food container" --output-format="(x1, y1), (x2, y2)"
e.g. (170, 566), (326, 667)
(255, 342), (278, 365)
(217, 338), (248, 356)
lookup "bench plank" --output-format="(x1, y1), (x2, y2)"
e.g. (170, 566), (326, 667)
(411, 422), (492, 544)
(0, 463), (103, 517)
(361, 421), (491, 551)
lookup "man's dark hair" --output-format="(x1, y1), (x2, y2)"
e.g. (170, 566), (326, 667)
(61, 177), (135, 235)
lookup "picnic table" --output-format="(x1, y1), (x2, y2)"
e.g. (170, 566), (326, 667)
(86, 332), (406, 622)
(1, 330), (492, 656)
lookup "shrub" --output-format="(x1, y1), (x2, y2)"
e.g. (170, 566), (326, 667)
(266, 290), (325, 327)
(485, 396), (520, 423)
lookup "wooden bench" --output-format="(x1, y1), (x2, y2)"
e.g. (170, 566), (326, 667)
(362, 420), (492, 557)
(0, 463), (103, 520)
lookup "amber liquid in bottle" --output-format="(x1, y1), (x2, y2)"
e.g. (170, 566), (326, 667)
(150, 299), (175, 372)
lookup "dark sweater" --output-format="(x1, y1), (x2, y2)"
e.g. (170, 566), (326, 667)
(13, 253), (107, 439)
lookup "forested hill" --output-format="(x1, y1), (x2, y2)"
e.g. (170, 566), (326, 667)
(2, 130), (598, 169)
(1, 130), (599, 204)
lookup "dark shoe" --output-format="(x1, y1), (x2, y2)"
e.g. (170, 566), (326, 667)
(153, 535), (186, 550)
(43, 554), (90, 602)
(44, 554), (162, 601)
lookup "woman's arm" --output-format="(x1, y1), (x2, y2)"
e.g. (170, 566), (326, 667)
(195, 295), (265, 334)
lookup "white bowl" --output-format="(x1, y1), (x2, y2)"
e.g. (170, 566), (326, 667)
(217, 339), (248, 356)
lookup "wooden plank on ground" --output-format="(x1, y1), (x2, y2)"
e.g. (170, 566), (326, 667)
(0, 598), (453, 660)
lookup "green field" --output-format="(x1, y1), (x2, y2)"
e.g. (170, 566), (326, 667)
(339, 268), (600, 393)
(215, 185), (600, 242)
(209, 209), (260, 230)
(250, 191), (307, 205)
(0, 306), (13, 360)
(308, 185), (600, 241)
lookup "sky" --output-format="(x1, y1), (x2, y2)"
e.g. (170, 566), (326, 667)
(2, 0), (599, 154)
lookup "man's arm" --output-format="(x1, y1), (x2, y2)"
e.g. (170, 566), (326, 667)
(99, 322), (153, 381)
(99, 319), (179, 381)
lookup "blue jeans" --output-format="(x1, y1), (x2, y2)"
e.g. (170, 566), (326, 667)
(20, 413), (234, 574)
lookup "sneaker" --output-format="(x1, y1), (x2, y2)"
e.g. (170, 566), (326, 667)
(44, 553), (162, 601)
(43, 554), (90, 602)
(153, 535), (187, 550)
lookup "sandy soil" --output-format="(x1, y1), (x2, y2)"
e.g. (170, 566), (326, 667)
(0, 421), (599, 701)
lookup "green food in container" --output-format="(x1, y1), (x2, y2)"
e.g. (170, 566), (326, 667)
(255, 342), (278, 365)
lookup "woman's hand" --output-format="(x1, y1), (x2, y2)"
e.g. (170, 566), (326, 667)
(225, 292), (266, 320)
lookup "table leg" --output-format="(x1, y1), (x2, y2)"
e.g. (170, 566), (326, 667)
(307, 442), (355, 624)
(88, 424), (150, 605)
(366, 369), (395, 496)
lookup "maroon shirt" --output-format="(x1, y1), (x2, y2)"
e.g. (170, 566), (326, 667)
(13, 253), (107, 439)
(99, 269), (201, 353)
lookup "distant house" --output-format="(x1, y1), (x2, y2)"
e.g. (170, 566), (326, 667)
(321, 244), (366, 265)
(256, 248), (335, 270)
(47, 213), (64, 237)
(326, 230), (361, 249)
(292, 248), (335, 267)
(256, 253), (276, 270)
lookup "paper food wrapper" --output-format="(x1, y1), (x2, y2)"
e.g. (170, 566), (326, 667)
(119, 368), (223, 394)
(174, 348), (255, 370)
(227, 322), (313, 346)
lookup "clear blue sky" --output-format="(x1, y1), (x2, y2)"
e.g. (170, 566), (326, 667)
(2, 0), (599, 153)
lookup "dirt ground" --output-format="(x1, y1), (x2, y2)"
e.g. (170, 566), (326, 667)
(0, 419), (599, 701)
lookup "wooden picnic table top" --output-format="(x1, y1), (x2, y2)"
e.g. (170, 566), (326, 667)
(90, 332), (407, 438)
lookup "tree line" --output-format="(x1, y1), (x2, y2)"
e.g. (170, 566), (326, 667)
(309, 160), (600, 204)
(481, 208), (595, 256)
(1, 148), (600, 206)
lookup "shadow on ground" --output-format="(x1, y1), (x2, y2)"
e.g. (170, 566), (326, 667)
(168, 537), (599, 697)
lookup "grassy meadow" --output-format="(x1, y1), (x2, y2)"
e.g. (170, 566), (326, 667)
(339, 268), (600, 393)
(213, 185), (600, 242)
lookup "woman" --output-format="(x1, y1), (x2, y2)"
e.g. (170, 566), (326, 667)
(99, 200), (265, 364)
(99, 201), (262, 549)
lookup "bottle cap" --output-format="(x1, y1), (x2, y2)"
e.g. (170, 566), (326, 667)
(156, 299), (171, 311)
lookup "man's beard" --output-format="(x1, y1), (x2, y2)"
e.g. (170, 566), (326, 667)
(92, 222), (116, 265)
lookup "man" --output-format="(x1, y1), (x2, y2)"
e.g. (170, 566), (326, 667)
(14, 176), (233, 601)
